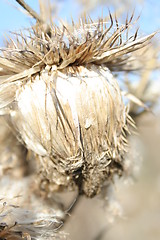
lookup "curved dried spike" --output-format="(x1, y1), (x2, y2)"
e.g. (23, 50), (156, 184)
(134, 27), (139, 41)
(101, 9), (113, 40)
(129, 9), (135, 24)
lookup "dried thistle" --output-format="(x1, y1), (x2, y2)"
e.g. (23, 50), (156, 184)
(0, 176), (66, 240)
(0, 117), (67, 239)
(0, 1), (156, 198)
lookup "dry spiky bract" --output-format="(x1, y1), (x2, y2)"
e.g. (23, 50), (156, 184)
(0, 1), (156, 198)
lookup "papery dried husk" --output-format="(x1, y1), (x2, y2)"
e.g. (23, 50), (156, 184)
(6, 64), (129, 197)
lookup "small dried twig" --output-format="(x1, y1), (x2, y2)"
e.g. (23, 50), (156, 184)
(15, 0), (44, 23)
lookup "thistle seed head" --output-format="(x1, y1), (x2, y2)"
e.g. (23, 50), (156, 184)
(0, 3), (155, 197)
(1, 64), (130, 197)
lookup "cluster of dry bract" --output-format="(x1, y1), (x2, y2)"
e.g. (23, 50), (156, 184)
(0, 0), (159, 239)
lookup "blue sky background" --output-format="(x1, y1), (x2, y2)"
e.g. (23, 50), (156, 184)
(0, 0), (160, 43)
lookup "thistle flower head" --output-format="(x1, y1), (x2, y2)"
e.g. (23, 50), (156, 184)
(0, 1), (155, 197)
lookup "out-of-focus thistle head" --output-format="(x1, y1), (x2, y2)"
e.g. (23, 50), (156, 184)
(0, 176), (65, 240)
(0, 0), (156, 197)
